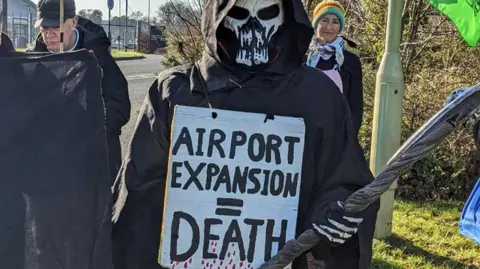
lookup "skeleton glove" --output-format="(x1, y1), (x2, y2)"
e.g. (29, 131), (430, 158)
(312, 201), (363, 247)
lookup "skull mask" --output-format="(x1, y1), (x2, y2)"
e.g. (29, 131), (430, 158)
(223, 0), (285, 66)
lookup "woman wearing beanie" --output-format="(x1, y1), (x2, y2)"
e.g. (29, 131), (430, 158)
(305, 2), (375, 269)
(0, 32), (14, 53)
(306, 0), (364, 136)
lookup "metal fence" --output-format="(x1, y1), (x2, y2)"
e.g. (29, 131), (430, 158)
(5, 12), (163, 53)
(99, 23), (137, 50)
(6, 12), (139, 50)
(100, 21), (166, 53)
(7, 12), (37, 49)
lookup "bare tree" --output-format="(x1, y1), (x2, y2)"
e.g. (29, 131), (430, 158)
(90, 9), (103, 24)
(158, 0), (204, 65)
(78, 9), (104, 24)
(130, 11), (144, 21)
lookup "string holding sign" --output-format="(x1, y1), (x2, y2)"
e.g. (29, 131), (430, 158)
(158, 105), (306, 269)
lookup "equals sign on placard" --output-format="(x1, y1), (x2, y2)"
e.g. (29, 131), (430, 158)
(215, 198), (244, 216)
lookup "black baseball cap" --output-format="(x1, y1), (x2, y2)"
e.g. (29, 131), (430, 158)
(35, 0), (76, 28)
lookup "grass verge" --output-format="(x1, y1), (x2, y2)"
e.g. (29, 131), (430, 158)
(110, 49), (143, 58)
(372, 200), (480, 269)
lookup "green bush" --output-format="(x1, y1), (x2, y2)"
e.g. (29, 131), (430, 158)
(356, 0), (480, 200)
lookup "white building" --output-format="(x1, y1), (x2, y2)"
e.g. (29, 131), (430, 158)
(8, 0), (36, 16)
(7, 0), (37, 48)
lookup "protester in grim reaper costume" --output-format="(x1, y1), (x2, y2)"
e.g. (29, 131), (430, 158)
(111, 0), (379, 268)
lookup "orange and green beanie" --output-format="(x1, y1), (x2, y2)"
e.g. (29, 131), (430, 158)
(312, 0), (345, 33)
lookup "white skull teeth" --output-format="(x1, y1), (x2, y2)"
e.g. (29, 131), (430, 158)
(223, 0), (284, 66)
(239, 29), (253, 48)
(235, 26), (269, 66)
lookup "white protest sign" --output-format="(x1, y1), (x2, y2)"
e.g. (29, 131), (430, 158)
(158, 105), (305, 269)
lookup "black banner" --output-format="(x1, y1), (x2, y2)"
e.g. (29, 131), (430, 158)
(0, 50), (113, 269)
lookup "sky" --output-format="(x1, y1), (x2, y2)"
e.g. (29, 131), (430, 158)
(75, 0), (166, 19)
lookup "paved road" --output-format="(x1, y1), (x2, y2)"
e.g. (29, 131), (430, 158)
(117, 55), (165, 156)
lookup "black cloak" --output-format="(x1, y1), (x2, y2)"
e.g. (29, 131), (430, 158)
(0, 50), (113, 269)
(111, 0), (379, 268)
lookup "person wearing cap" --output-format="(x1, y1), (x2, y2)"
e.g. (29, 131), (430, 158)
(305, 0), (364, 137)
(0, 32), (14, 53)
(27, 0), (131, 183)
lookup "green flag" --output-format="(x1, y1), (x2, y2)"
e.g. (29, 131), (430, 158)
(426, 0), (480, 46)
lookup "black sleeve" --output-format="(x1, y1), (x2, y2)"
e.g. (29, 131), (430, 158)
(308, 111), (374, 220)
(97, 52), (131, 134)
(112, 78), (170, 204)
(111, 76), (171, 269)
(0, 33), (14, 51)
(306, 105), (378, 265)
(347, 53), (364, 136)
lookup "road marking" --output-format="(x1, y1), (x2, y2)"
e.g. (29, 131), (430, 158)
(125, 73), (158, 81)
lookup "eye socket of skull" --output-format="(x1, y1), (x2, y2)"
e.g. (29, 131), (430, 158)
(227, 6), (250, 20)
(257, 4), (280, 20)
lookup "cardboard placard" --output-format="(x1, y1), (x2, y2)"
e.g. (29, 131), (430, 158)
(159, 105), (305, 269)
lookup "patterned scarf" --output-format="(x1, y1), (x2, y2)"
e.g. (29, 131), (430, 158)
(306, 36), (345, 70)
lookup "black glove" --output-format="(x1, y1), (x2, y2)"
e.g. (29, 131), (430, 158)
(312, 201), (363, 246)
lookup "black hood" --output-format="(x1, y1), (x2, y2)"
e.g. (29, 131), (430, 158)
(200, 0), (313, 74)
(30, 17), (110, 52)
(76, 17), (111, 50)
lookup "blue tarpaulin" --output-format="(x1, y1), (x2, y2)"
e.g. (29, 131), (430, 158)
(459, 177), (480, 244)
